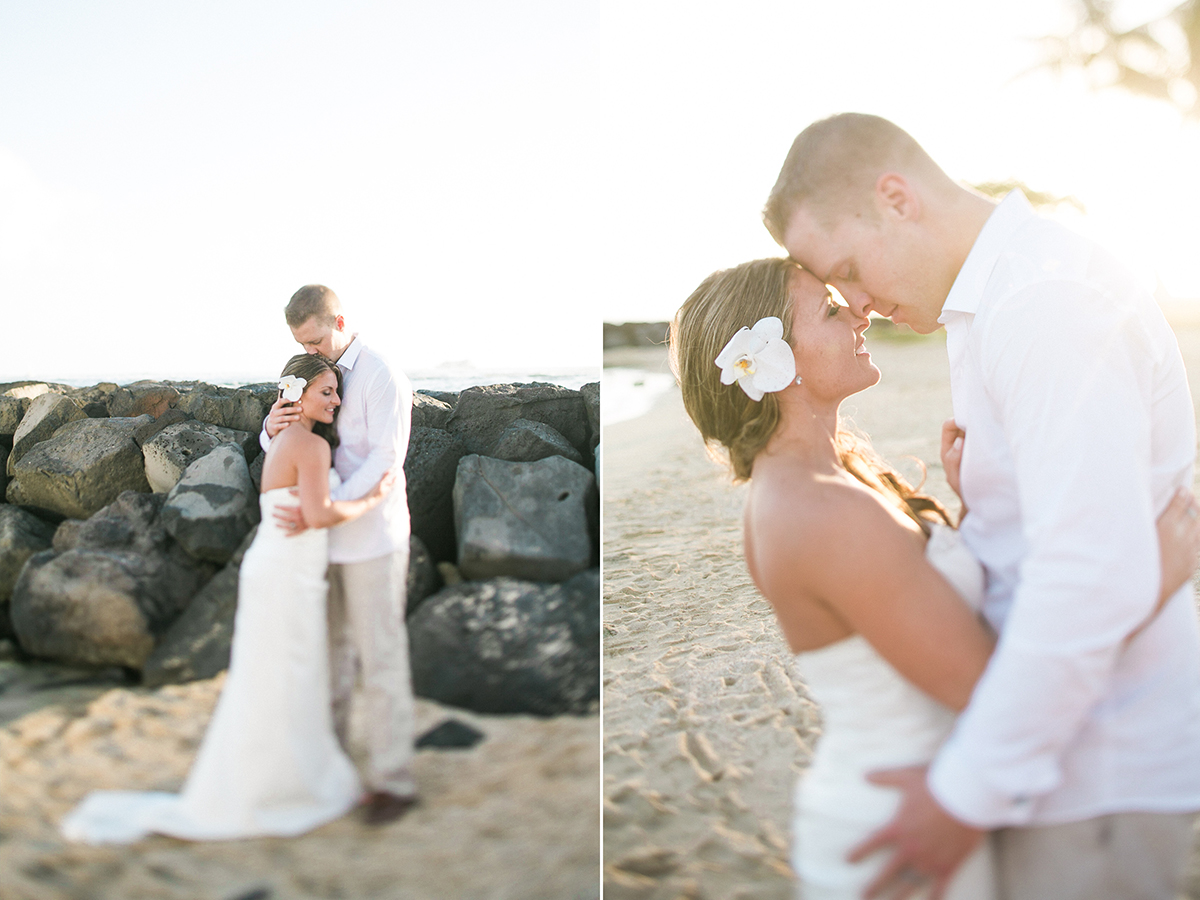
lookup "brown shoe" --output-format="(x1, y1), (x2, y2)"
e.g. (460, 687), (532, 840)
(362, 791), (418, 826)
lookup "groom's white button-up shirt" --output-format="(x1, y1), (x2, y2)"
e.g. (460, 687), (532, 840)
(261, 335), (411, 564)
(927, 191), (1200, 827)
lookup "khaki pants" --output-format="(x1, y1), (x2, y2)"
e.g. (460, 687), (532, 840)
(327, 547), (416, 797)
(994, 812), (1196, 900)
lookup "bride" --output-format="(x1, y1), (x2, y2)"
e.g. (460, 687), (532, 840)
(670, 257), (1200, 899)
(62, 353), (395, 843)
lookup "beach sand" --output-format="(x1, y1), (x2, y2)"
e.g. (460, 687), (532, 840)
(602, 334), (1200, 898)
(0, 676), (599, 899)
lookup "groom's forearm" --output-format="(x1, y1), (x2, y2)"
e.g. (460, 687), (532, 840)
(930, 287), (1162, 827)
(330, 372), (410, 501)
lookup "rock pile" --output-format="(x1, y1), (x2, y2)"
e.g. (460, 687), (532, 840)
(602, 321), (669, 350)
(0, 377), (599, 717)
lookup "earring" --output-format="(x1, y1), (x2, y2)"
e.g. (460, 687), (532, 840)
(795, 375), (803, 385)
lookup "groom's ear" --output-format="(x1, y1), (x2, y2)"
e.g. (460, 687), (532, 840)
(333, 314), (345, 332)
(874, 173), (920, 222)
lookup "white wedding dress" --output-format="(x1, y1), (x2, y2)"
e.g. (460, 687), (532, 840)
(791, 522), (996, 900)
(62, 473), (361, 843)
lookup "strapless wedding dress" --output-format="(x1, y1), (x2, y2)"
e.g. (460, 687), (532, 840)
(791, 522), (996, 899)
(62, 473), (361, 843)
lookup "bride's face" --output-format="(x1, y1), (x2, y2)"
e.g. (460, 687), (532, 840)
(787, 268), (880, 401)
(298, 370), (341, 424)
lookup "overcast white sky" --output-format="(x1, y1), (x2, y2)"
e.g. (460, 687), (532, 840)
(3, 1), (1197, 381)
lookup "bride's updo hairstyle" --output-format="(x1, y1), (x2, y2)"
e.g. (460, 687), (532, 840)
(670, 258), (951, 528)
(279, 353), (343, 453)
(671, 257), (796, 481)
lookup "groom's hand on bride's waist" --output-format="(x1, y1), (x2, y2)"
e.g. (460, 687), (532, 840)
(849, 765), (983, 900)
(273, 492), (309, 537)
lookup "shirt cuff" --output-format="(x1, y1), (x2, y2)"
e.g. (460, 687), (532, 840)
(259, 421), (271, 455)
(928, 744), (1038, 828)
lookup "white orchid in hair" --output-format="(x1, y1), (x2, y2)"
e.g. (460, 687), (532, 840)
(278, 375), (307, 402)
(714, 316), (797, 401)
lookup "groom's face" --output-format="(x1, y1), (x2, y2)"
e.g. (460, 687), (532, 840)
(290, 315), (344, 362)
(781, 204), (945, 335)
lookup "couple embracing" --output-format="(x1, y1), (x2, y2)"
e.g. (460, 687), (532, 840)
(672, 114), (1200, 899)
(63, 284), (418, 841)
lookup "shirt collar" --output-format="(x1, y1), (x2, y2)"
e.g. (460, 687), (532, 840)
(335, 334), (363, 370)
(940, 190), (1034, 320)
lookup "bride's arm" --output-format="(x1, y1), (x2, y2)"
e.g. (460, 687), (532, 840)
(755, 482), (994, 711)
(294, 434), (396, 529)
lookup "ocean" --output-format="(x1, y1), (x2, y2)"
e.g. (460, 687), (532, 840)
(601, 367), (676, 426)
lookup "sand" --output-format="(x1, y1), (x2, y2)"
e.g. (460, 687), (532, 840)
(0, 674), (599, 900)
(602, 334), (1200, 899)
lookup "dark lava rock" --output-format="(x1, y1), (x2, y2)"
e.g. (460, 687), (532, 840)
(445, 383), (588, 459)
(6, 416), (153, 519)
(408, 569), (599, 716)
(491, 418), (584, 466)
(404, 427), (469, 563)
(453, 454), (595, 582)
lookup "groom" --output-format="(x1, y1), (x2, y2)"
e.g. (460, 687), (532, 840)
(764, 114), (1200, 898)
(262, 283), (418, 825)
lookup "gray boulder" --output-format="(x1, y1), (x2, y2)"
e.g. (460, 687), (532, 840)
(142, 421), (254, 493)
(7, 392), (87, 474)
(491, 418), (584, 466)
(66, 382), (119, 416)
(13, 550), (164, 668)
(248, 452), (264, 493)
(408, 569), (600, 715)
(419, 390), (459, 407)
(162, 445), (259, 564)
(51, 490), (216, 606)
(446, 383), (588, 459)
(107, 381), (180, 418)
(404, 427), (469, 562)
(10, 491), (215, 668)
(132, 408), (192, 448)
(0, 382), (57, 438)
(6, 416), (153, 519)
(580, 381), (599, 455)
(406, 534), (441, 619)
(0, 507), (56, 639)
(141, 526), (257, 687)
(454, 454), (595, 582)
(175, 384), (271, 437)
(411, 393), (453, 430)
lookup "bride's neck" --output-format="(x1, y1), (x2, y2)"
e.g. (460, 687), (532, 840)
(760, 394), (842, 470)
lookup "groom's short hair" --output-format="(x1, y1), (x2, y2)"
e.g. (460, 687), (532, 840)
(763, 113), (943, 244)
(285, 284), (342, 328)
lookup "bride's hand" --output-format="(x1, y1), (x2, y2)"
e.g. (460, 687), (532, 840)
(1156, 487), (1200, 600)
(367, 468), (398, 504)
(1126, 487), (1200, 642)
(940, 419), (965, 502)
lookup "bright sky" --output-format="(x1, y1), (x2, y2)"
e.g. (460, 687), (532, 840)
(3, 1), (1197, 381)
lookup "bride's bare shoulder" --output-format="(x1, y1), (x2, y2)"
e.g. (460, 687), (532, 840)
(745, 464), (921, 589)
(270, 426), (330, 464)
(748, 465), (902, 542)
